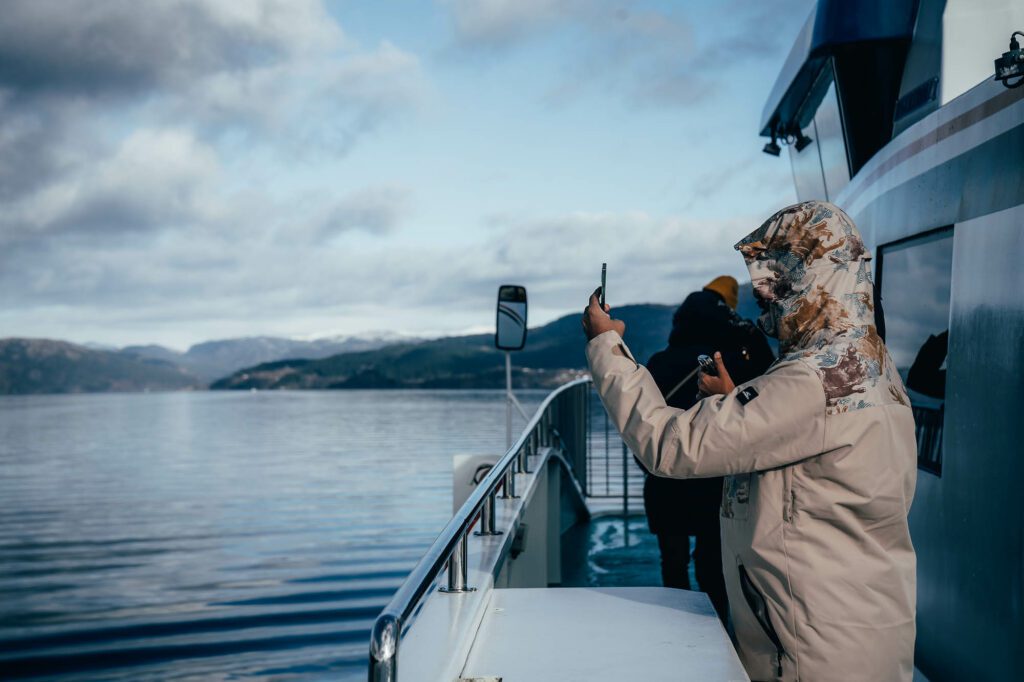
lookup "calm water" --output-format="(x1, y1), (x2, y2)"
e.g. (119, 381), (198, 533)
(0, 390), (547, 680)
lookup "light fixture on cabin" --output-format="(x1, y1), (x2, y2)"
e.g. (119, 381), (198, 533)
(994, 31), (1023, 88)
(794, 131), (813, 152)
(762, 122), (782, 156)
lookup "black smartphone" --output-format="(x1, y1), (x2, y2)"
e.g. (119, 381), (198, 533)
(697, 354), (718, 376)
(600, 263), (607, 307)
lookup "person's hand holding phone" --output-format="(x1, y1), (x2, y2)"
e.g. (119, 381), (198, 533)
(582, 288), (626, 341)
(698, 352), (735, 396)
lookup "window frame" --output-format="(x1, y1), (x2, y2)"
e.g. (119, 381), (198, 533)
(876, 225), (954, 477)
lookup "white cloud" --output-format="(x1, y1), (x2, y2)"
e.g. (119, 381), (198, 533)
(0, 0), (346, 95)
(441, 0), (704, 108)
(0, 0), (429, 196)
(177, 39), (427, 150)
(0, 0), (804, 348)
(443, 0), (579, 47)
(0, 0), (431, 338)
(0, 200), (765, 347)
(314, 185), (414, 240)
(440, 0), (814, 110)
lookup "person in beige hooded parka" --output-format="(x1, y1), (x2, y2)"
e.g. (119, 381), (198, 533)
(583, 201), (917, 681)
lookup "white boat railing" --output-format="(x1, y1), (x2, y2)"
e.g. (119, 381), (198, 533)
(367, 378), (594, 681)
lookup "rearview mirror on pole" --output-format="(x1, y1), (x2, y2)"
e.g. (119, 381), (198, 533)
(495, 285), (529, 448)
(495, 285), (527, 351)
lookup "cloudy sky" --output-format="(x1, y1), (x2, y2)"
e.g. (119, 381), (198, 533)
(0, 0), (810, 350)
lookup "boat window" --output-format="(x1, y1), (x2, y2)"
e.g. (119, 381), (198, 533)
(877, 228), (954, 476)
(788, 70), (850, 202)
(816, 82), (850, 200)
(788, 119), (826, 202)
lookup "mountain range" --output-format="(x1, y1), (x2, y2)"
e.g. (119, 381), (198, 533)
(0, 333), (412, 394)
(209, 304), (677, 390)
(0, 338), (199, 394)
(120, 333), (412, 382)
(1, 286), (764, 394)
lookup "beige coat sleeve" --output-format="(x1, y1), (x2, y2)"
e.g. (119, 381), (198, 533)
(586, 330), (827, 477)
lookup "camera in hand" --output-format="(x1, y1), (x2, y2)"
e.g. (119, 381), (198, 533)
(697, 354), (718, 376)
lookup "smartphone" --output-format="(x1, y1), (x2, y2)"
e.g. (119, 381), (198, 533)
(600, 263), (607, 307)
(697, 354), (718, 376)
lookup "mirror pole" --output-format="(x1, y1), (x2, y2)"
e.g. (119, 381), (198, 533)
(505, 351), (513, 449)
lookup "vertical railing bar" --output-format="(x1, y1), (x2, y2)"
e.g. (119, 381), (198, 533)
(622, 440), (629, 519)
(438, 533), (475, 593)
(475, 492), (503, 536)
(577, 387), (583, 475)
(587, 387), (593, 496)
(585, 385), (593, 491)
(604, 408), (610, 495)
(524, 430), (534, 473)
(501, 466), (518, 499)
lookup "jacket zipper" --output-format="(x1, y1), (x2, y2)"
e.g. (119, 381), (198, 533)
(738, 565), (786, 678)
(782, 468), (795, 523)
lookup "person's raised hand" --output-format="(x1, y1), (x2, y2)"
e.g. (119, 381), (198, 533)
(698, 352), (735, 396)
(581, 288), (626, 341)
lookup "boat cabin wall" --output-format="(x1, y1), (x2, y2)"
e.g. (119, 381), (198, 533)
(838, 79), (1024, 680)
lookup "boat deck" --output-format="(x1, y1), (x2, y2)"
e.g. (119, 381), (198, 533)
(560, 512), (664, 589)
(458, 587), (747, 682)
(453, 508), (748, 682)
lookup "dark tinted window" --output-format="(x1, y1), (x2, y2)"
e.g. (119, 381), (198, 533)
(878, 228), (953, 475)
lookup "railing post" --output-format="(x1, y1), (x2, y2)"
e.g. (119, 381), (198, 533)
(501, 466), (518, 499)
(475, 492), (502, 536)
(604, 407), (610, 495)
(521, 432), (533, 473)
(622, 441), (629, 518)
(622, 441), (631, 545)
(585, 387), (591, 495)
(439, 533), (475, 593)
(576, 386), (585, 471)
(555, 396), (563, 442)
(368, 613), (399, 682)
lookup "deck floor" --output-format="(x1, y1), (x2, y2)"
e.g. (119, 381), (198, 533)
(561, 513), (934, 682)
(460, 587), (749, 682)
(561, 513), (693, 589)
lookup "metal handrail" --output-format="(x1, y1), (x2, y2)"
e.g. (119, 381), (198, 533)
(368, 377), (592, 682)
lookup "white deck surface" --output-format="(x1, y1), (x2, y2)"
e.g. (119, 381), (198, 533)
(459, 587), (749, 682)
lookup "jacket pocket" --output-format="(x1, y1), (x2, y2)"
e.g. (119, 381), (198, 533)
(738, 565), (786, 678)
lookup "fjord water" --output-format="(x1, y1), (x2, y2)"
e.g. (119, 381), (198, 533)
(0, 389), (545, 680)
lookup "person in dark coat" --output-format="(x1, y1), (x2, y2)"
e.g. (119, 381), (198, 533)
(643, 275), (774, 620)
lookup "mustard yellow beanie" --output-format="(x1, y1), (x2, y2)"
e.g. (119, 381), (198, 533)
(703, 275), (739, 310)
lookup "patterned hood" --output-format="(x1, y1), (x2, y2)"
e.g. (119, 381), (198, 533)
(734, 201), (908, 413)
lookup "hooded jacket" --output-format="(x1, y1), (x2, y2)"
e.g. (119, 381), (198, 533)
(586, 201), (917, 681)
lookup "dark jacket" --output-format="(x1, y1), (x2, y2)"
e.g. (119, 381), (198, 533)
(643, 290), (774, 535)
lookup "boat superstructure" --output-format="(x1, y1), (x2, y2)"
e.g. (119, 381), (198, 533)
(758, 1), (1023, 679)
